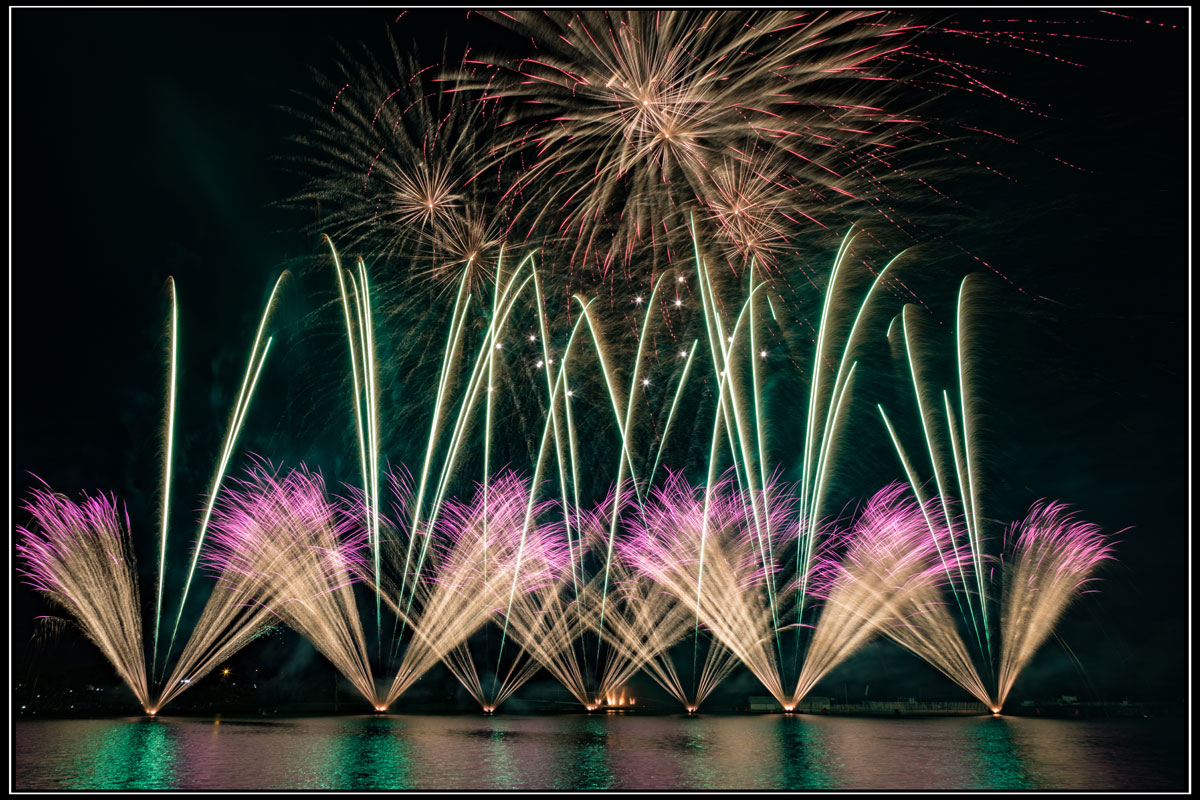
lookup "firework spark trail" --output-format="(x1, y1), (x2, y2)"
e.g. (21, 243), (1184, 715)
(584, 566), (691, 699)
(352, 258), (383, 644)
(953, 274), (992, 660)
(482, 255), (505, 594)
(488, 467), (597, 710)
(647, 338), (699, 487)
(398, 271), (534, 640)
(203, 463), (378, 707)
(685, 228), (774, 650)
(687, 243), (795, 700)
(491, 281), (666, 683)
(563, 506), (670, 703)
(492, 306), (591, 685)
(21, 277), (293, 714)
(748, 263), (771, 505)
(522, 282), (609, 622)
(881, 303), (988, 658)
(152, 277), (179, 675)
(413, 254), (533, 541)
(528, 264), (585, 613)
(996, 502), (1113, 708)
(325, 236), (384, 647)
(796, 484), (990, 706)
(876, 403), (984, 672)
(876, 275), (1005, 686)
(17, 486), (152, 712)
(561, 358), (586, 599)
(376, 472), (553, 710)
(803, 244), (914, 532)
(693, 250), (798, 656)
(877, 273), (1120, 708)
(397, 262), (474, 612)
(786, 239), (920, 658)
(164, 273), (286, 670)
(684, 226), (907, 674)
(624, 472), (797, 707)
(692, 274), (797, 697)
(492, 290), (603, 670)
(398, 252), (534, 629)
(548, 267), (710, 685)
(588, 270), (673, 644)
(794, 230), (858, 629)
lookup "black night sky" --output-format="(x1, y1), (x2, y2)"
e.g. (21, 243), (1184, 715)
(11, 9), (1189, 712)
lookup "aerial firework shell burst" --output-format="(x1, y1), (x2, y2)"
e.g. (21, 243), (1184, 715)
(289, 37), (506, 296)
(461, 10), (969, 278)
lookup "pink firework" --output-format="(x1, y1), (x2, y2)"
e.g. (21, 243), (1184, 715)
(621, 470), (799, 707)
(377, 470), (571, 711)
(996, 501), (1115, 707)
(289, 37), (510, 295)
(201, 462), (378, 708)
(16, 484), (152, 711)
(800, 484), (991, 706)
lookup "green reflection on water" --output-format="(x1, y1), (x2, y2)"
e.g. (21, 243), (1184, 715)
(776, 716), (837, 790)
(308, 717), (412, 790)
(557, 717), (613, 790)
(65, 718), (177, 790)
(481, 717), (521, 790)
(675, 720), (719, 789)
(966, 717), (1032, 790)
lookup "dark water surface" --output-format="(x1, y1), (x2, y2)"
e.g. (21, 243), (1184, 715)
(14, 713), (1186, 791)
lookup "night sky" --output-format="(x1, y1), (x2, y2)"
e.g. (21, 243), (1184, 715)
(11, 9), (1189, 709)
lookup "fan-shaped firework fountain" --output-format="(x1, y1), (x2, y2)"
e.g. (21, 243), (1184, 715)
(798, 485), (989, 707)
(376, 471), (562, 711)
(203, 464), (379, 708)
(874, 273), (1122, 710)
(623, 473), (798, 708)
(997, 503), (1115, 708)
(16, 487), (153, 712)
(580, 558), (714, 711)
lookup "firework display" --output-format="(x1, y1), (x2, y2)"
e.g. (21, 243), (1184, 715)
(15, 228), (1114, 714)
(15, 10), (1126, 720)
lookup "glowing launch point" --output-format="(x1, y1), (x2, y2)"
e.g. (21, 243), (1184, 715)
(592, 691), (637, 712)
